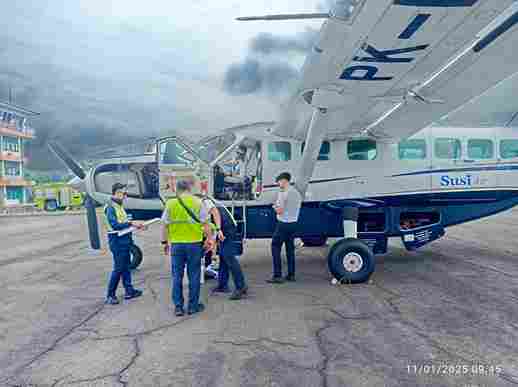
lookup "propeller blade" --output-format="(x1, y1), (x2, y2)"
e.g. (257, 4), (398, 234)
(48, 141), (87, 180)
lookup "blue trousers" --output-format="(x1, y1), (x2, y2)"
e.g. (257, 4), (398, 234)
(171, 242), (203, 310)
(218, 252), (246, 291)
(107, 244), (134, 297)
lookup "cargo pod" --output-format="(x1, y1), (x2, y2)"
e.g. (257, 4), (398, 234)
(399, 210), (444, 251)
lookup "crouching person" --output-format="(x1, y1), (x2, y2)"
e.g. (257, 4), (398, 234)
(104, 183), (144, 305)
(161, 180), (211, 317)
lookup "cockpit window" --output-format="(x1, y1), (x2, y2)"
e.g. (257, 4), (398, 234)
(196, 133), (237, 163)
(159, 141), (196, 166)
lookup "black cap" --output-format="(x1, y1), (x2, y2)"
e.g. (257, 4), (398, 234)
(275, 172), (291, 182)
(112, 182), (127, 195)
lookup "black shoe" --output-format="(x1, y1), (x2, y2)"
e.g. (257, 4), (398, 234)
(124, 289), (143, 300)
(266, 277), (284, 284)
(211, 286), (231, 294)
(229, 286), (248, 300)
(175, 307), (185, 317)
(188, 303), (205, 315)
(284, 275), (296, 282)
(105, 296), (120, 305)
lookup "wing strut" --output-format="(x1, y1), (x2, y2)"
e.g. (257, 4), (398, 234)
(295, 107), (328, 197)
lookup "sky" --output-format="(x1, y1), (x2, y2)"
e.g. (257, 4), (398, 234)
(3, 0), (518, 170)
(1, 0), (324, 169)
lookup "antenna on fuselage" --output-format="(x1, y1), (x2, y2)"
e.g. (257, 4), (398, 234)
(236, 13), (329, 21)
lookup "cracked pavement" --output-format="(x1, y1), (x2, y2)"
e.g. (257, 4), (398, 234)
(2, 211), (518, 386)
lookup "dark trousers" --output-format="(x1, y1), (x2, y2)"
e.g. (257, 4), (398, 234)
(218, 249), (246, 291)
(107, 244), (134, 297)
(271, 221), (298, 278)
(171, 242), (203, 310)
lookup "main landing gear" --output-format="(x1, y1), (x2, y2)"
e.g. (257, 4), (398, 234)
(327, 208), (375, 284)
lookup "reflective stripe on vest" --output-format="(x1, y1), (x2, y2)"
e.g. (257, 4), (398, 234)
(166, 195), (203, 243)
(104, 201), (128, 234)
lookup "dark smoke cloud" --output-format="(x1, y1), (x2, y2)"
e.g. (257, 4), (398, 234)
(250, 30), (318, 55)
(222, 28), (318, 96)
(223, 59), (298, 95)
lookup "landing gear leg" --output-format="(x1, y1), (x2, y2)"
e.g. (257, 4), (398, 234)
(327, 207), (375, 284)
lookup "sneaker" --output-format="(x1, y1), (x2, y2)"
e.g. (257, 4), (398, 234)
(124, 289), (143, 300)
(188, 303), (205, 315)
(266, 277), (284, 284)
(229, 286), (248, 300)
(284, 275), (296, 282)
(175, 307), (185, 317)
(211, 286), (231, 294)
(105, 296), (120, 305)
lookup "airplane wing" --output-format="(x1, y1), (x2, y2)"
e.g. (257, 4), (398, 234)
(238, 0), (518, 194)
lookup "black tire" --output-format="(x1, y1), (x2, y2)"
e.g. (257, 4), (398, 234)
(302, 236), (328, 247)
(327, 238), (375, 284)
(129, 244), (143, 270)
(44, 199), (58, 212)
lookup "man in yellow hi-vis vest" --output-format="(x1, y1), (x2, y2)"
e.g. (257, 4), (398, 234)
(104, 183), (144, 305)
(161, 180), (211, 316)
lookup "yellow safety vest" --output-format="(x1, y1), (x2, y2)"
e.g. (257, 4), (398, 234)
(104, 201), (129, 234)
(166, 195), (203, 243)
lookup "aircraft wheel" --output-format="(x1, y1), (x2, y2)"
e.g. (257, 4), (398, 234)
(129, 244), (143, 270)
(327, 238), (375, 284)
(44, 199), (58, 212)
(301, 236), (328, 247)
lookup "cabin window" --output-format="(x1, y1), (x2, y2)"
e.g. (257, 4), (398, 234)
(268, 141), (291, 162)
(434, 138), (461, 159)
(500, 139), (518, 159)
(347, 139), (377, 160)
(301, 141), (330, 161)
(468, 139), (493, 159)
(398, 139), (426, 160)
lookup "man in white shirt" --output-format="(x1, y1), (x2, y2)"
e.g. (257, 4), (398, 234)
(267, 172), (302, 283)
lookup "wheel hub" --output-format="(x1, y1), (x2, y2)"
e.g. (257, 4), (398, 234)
(343, 252), (363, 273)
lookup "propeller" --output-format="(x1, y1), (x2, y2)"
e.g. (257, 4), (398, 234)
(47, 140), (101, 250)
(48, 141), (87, 180)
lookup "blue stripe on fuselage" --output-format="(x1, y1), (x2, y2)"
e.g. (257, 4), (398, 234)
(392, 163), (518, 177)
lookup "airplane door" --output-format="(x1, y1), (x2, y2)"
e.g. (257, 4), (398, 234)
(430, 128), (497, 191)
(157, 137), (211, 200)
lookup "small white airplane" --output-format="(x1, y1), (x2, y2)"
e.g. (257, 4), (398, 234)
(50, 0), (518, 283)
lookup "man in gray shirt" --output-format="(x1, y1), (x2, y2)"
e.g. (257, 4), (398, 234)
(267, 172), (302, 283)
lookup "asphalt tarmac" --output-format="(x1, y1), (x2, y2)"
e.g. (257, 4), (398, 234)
(1, 210), (518, 387)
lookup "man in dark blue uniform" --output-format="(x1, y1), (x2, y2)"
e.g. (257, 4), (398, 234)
(104, 183), (144, 305)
